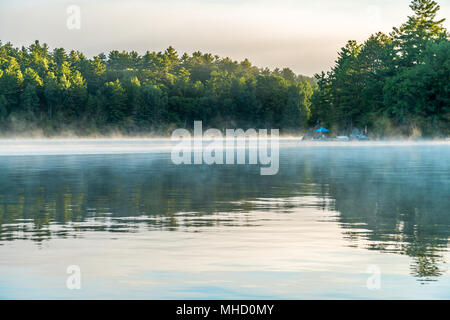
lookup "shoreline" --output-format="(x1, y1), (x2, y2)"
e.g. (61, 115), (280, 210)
(0, 139), (448, 157)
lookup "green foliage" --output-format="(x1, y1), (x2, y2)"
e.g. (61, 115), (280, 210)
(0, 40), (314, 135)
(311, 0), (449, 137)
(392, 0), (447, 68)
(0, 0), (446, 138)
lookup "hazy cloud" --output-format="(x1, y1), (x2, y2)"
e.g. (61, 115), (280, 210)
(0, 0), (449, 76)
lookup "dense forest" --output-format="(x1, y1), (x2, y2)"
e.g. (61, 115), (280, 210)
(0, 39), (315, 136)
(312, 0), (449, 138)
(0, 0), (448, 137)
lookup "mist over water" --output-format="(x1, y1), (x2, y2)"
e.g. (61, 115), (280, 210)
(0, 140), (449, 298)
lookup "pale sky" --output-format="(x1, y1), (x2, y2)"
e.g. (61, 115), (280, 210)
(0, 0), (449, 76)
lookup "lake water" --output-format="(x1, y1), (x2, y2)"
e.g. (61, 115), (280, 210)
(0, 139), (449, 299)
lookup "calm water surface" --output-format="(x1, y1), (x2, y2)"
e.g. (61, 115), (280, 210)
(0, 140), (449, 299)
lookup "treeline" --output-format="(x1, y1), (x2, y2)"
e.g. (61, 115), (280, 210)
(0, 0), (448, 138)
(0, 40), (314, 136)
(310, 0), (449, 138)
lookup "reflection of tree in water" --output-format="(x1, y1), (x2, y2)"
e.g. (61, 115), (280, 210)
(0, 154), (297, 242)
(409, 245), (444, 281)
(315, 147), (450, 282)
(0, 146), (449, 281)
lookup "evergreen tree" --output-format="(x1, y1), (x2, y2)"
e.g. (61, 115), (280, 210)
(392, 0), (447, 67)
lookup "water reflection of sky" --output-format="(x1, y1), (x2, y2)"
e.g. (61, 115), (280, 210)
(0, 141), (449, 299)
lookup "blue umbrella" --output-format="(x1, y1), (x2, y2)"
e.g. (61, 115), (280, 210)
(315, 128), (330, 133)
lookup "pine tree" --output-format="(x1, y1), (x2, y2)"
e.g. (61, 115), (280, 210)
(392, 0), (447, 67)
